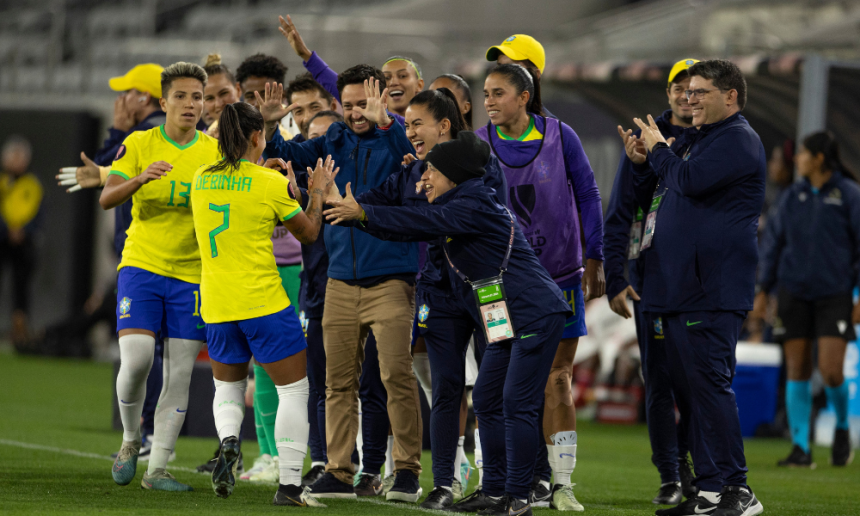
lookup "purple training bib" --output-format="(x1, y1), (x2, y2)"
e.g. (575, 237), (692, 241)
(476, 117), (582, 281)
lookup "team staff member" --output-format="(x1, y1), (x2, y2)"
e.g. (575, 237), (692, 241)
(278, 14), (419, 121)
(100, 62), (220, 492)
(191, 101), (332, 507)
(755, 131), (860, 468)
(260, 65), (423, 503)
(476, 63), (604, 512)
(326, 131), (571, 516)
(629, 59), (765, 516)
(235, 53), (295, 143)
(606, 59), (699, 505)
(322, 82), (507, 509)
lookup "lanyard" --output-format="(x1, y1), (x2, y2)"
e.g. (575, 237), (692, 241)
(443, 208), (515, 285)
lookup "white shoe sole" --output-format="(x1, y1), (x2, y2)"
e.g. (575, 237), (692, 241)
(740, 500), (764, 516)
(312, 492), (357, 499)
(386, 487), (423, 503)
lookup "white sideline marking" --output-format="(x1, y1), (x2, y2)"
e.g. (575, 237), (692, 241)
(0, 439), (445, 513)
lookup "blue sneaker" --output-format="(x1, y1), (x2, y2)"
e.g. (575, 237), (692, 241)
(211, 437), (241, 498)
(308, 472), (357, 498)
(386, 469), (422, 503)
(141, 469), (193, 491)
(111, 440), (140, 486)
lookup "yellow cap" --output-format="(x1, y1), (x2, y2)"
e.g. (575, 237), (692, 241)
(486, 34), (546, 74)
(109, 63), (164, 98)
(668, 58), (699, 86)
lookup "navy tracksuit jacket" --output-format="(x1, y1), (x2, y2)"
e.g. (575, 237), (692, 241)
(358, 178), (571, 498)
(632, 112), (766, 492)
(758, 171), (860, 300)
(603, 109), (689, 483)
(354, 121), (508, 487)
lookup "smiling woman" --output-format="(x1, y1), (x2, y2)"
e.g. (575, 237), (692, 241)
(202, 54), (239, 132)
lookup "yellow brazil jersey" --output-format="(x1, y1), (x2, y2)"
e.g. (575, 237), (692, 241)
(0, 172), (43, 230)
(190, 159), (302, 324)
(110, 125), (221, 283)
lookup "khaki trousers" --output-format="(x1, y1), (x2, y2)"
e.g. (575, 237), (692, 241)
(322, 278), (422, 483)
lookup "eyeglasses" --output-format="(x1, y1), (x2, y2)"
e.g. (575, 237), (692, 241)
(684, 88), (728, 100)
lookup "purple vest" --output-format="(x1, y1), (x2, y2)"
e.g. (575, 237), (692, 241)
(476, 117), (583, 281)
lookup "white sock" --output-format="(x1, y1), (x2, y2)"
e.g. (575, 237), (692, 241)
(312, 461), (325, 468)
(412, 352), (433, 408)
(148, 338), (203, 473)
(700, 491), (721, 504)
(474, 429), (483, 487)
(116, 334), (156, 443)
(549, 444), (576, 486)
(356, 399), (364, 469)
(212, 377), (247, 441)
(454, 435), (467, 481)
(276, 377), (309, 487)
(384, 435), (395, 478)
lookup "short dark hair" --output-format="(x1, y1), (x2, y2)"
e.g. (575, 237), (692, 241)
(336, 64), (386, 97)
(307, 110), (344, 128)
(235, 53), (288, 85)
(161, 61), (207, 97)
(669, 69), (691, 86)
(286, 73), (334, 105)
(688, 59), (747, 110)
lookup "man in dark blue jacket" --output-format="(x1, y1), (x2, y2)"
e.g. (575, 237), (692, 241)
(630, 60), (766, 516)
(262, 64), (423, 502)
(606, 59), (697, 505)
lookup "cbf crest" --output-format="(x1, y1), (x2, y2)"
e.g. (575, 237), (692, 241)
(654, 316), (663, 335)
(418, 304), (430, 323)
(299, 311), (308, 334)
(119, 297), (132, 319)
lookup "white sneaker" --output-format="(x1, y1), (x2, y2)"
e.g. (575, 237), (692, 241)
(240, 454), (273, 480)
(249, 455), (279, 482)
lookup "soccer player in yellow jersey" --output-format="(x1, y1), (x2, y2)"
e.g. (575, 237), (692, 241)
(99, 62), (220, 492)
(190, 101), (332, 506)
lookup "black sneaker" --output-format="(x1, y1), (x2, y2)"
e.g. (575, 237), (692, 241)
(354, 472), (382, 496)
(386, 469), (422, 503)
(421, 486), (455, 509)
(529, 476), (552, 508)
(777, 444), (815, 468)
(679, 455), (697, 498)
(273, 483), (327, 507)
(197, 446), (243, 474)
(301, 464), (325, 486)
(446, 489), (503, 512)
(655, 494), (719, 515)
(308, 472), (357, 498)
(712, 485), (763, 516)
(211, 436), (241, 499)
(476, 494), (531, 516)
(832, 428), (855, 466)
(653, 482), (682, 505)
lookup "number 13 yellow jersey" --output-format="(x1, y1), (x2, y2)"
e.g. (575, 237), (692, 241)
(110, 125), (221, 283)
(191, 159), (303, 324)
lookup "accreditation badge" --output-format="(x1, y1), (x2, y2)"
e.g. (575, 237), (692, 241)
(639, 185), (668, 251)
(628, 207), (644, 260)
(473, 276), (515, 344)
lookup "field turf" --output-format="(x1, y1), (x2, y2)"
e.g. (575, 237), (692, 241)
(0, 353), (857, 515)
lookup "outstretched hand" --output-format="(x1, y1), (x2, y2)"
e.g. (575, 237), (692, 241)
(616, 126), (647, 165)
(278, 15), (313, 62)
(308, 156), (338, 202)
(632, 114), (668, 152)
(254, 82), (296, 124)
(352, 78), (389, 126)
(324, 182), (363, 225)
(57, 152), (101, 192)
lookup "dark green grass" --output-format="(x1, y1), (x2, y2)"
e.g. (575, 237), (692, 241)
(0, 353), (857, 514)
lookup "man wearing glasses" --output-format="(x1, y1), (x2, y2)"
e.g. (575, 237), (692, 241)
(624, 60), (767, 516)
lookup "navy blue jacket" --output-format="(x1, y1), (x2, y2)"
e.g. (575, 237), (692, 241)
(94, 110), (166, 257)
(266, 120), (418, 281)
(604, 110), (687, 301)
(359, 179), (571, 331)
(356, 154), (508, 297)
(632, 112), (766, 313)
(758, 172), (860, 300)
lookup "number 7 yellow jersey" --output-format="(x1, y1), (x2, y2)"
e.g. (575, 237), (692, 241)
(190, 159), (303, 324)
(110, 125), (221, 283)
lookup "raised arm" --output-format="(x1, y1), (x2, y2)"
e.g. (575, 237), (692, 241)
(100, 161), (171, 210)
(278, 15), (340, 102)
(281, 158), (336, 244)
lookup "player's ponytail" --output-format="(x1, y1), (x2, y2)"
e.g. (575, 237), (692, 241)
(205, 102), (264, 174)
